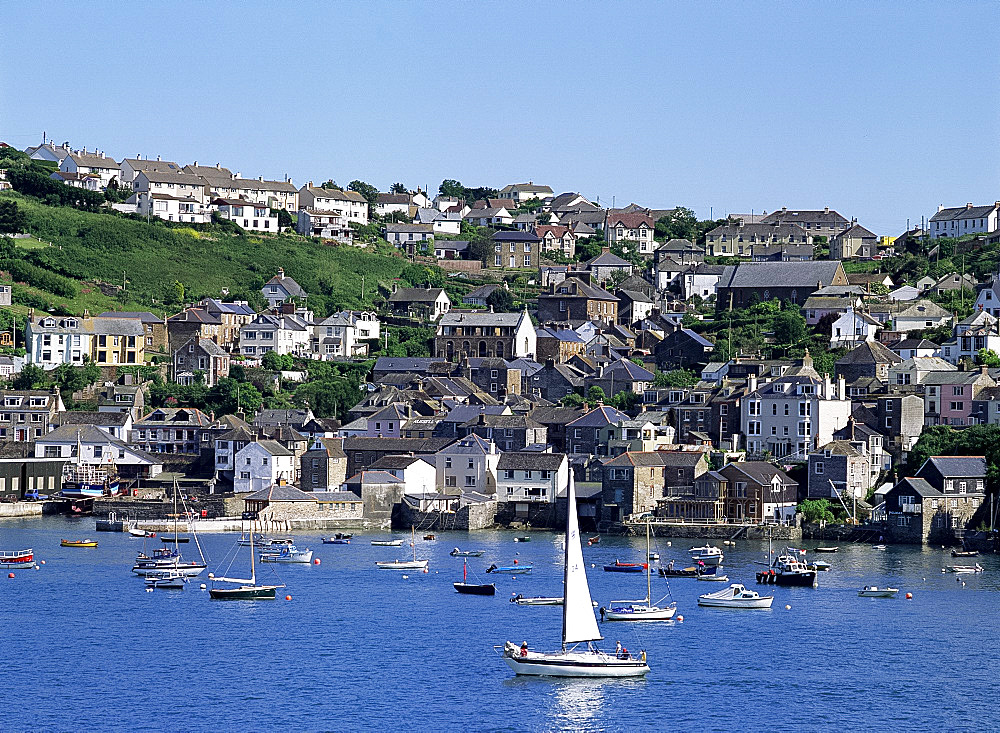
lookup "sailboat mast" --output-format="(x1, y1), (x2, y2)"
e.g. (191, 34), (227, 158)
(646, 519), (651, 605)
(412, 526), (416, 562)
(249, 515), (257, 585)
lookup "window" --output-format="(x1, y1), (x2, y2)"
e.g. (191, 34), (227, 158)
(953, 386), (964, 396)
(467, 459), (474, 469)
(44, 445), (60, 458)
(949, 402), (964, 411)
(815, 461), (824, 475)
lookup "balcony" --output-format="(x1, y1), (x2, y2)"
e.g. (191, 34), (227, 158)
(900, 504), (921, 514)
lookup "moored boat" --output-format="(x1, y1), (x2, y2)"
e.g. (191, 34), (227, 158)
(951, 550), (979, 558)
(161, 535), (190, 544)
(698, 584), (774, 609)
(510, 594), (599, 607)
(486, 562), (532, 574)
(600, 521), (676, 621)
(209, 511), (282, 601)
(603, 559), (647, 573)
(815, 547), (839, 553)
(376, 527), (428, 570)
(514, 536), (531, 543)
(371, 539), (403, 547)
(697, 573), (730, 582)
(659, 564), (716, 578)
(943, 564), (984, 574)
(260, 545), (313, 564)
(450, 548), (485, 557)
(689, 545), (724, 566)
(61, 539), (98, 548)
(144, 570), (189, 589)
(322, 537), (350, 545)
(128, 528), (156, 538)
(0, 549), (36, 568)
(858, 586), (898, 598)
(454, 559), (496, 595)
(756, 544), (818, 587)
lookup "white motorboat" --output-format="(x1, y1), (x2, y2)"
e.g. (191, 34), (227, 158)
(510, 595), (600, 607)
(600, 520), (677, 621)
(690, 545), (724, 566)
(943, 564), (983, 574)
(697, 573), (730, 582)
(144, 570), (189, 589)
(371, 539), (404, 547)
(259, 545), (313, 564)
(238, 534), (293, 549)
(872, 544), (887, 551)
(498, 479), (650, 677)
(698, 584), (773, 609)
(858, 586), (898, 598)
(376, 527), (428, 570)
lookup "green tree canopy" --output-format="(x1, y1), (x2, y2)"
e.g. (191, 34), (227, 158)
(0, 200), (27, 235)
(654, 369), (699, 388)
(773, 309), (807, 346)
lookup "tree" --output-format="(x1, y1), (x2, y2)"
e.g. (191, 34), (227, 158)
(773, 309), (807, 346)
(611, 390), (641, 411)
(348, 180), (380, 215)
(273, 209), (294, 229)
(486, 286), (515, 312)
(172, 280), (185, 305)
(0, 200), (27, 235)
(977, 348), (1000, 368)
(12, 364), (46, 390)
(587, 386), (606, 404)
(798, 499), (835, 524)
(654, 207), (698, 242)
(390, 182), (408, 194)
(560, 393), (585, 407)
(438, 179), (464, 198)
(654, 369), (699, 388)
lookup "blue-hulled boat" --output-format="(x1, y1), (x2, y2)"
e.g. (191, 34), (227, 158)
(486, 563), (532, 574)
(603, 560), (647, 573)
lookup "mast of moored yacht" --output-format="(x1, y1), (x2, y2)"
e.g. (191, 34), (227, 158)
(646, 518), (652, 606)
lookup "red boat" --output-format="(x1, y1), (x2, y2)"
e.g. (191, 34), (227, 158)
(603, 559), (648, 573)
(0, 549), (36, 569)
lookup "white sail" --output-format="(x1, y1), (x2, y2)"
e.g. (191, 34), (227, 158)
(562, 473), (602, 646)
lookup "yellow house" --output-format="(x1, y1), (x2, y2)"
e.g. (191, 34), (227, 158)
(92, 318), (146, 366)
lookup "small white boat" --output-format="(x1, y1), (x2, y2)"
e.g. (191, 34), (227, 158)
(943, 564), (983, 574)
(128, 527), (155, 538)
(450, 548), (485, 557)
(648, 552), (659, 562)
(872, 544), (887, 551)
(698, 584), (773, 609)
(238, 533), (294, 548)
(259, 546), (313, 564)
(858, 586), (898, 598)
(376, 527), (427, 570)
(371, 539), (404, 547)
(144, 570), (189, 589)
(697, 573), (730, 582)
(511, 595), (598, 607)
(689, 545), (724, 566)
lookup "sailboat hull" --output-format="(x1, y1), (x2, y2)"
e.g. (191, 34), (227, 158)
(375, 560), (428, 570)
(601, 604), (676, 621)
(454, 582), (496, 595)
(132, 562), (206, 577)
(501, 645), (649, 677)
(209, 585), (278, 600)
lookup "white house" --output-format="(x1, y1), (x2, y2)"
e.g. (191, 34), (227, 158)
(605, 211), (656, 256)
(682, 264), (725, 300)
(132, 170), (207, 202)
(35, 424), (162, 478)
(233, 440), (295, 493)
(829, 308), (881, 349)
(415, 208), (463, 235)
(212, 199), (278, 232)
(434, 435), (500, 496)
(368, 454), (437, 496)
(58, 151), (119, 188)
(49, 171), (101, 190)
(25, 141), (72, 165)
(929, 202), (1000, 239)
(296, 209), (353, 243)
(239, 314), (312, 357)
(496, 451), (570, 504)
(119, 157), (182, 185)
(464, 207), (513, 228)
(261, 268), (307, 307)
(313, 313), (364, 359)
(133, 193), (212, 223)
(891, 300), (951, 333)
(298, 184), (368, 225)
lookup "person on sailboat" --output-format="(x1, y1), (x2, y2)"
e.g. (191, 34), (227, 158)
(668, 560), (674, 571)
(615, 641), (623, 657)
(520, 642), (528, 658)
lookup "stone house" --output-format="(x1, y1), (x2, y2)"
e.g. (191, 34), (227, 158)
(387, 287), (452, 322)
(758, 207), (851, 240)
(490, 231), (540, 270)
(131, 407), (213, 455)
(884, 472), (984, 545)
(585, 248), (634, 282)
(537, 278), (619, 324)
(173, 337), (230, 387)
(435, 435), (500, 496)
(461, 413), (547, 451)
(601, 450), (709, 523)
(715, 260), (848, 310)
(717, 461), (798, 523)
(654, 328), (714, 371)
(565, 405), (629, 456)
(434, 308), (536, 361)
(588, 358), (655, 398)
(342, 436), (454, 478)
(299, 438), (348, 491)
(834, 341), (902, 383)
(0, 389), (65, 442)
(806, 440), (873, 501)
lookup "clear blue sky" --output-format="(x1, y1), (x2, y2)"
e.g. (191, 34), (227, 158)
(2, 1), (997, 234)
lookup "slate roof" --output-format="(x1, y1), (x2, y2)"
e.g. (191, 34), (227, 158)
(814, 440), (862, 458)
(245, 484), (316, 502)
(135, 408), (211, 427)
(891, 477), (943, 498)
(760, 209), (850, 225)
(603, 358), (655, 381)
(139, 170), (208, 185)
(67, 152), (119, 169)
(55, 411), (130, 427)
(606, 212), (654, 228)
(892, 301), (950, 319)
(497, 452), (566, 470)
(929, 203), (1000, 222)
(834, 224), (877, 239)
(618, 289), (653, 304)
(370, 455), (429, 470)
(585, 250), (632, 268)
(385, 223), (434, 234)
(388, 287), (447, 303)
(836, 341), (902, 365)
(921, 371), (986, 386)
(464, 284), (499, 300)
(439, 310), (526, 328)
(264, 272), (306, 297)
(566, 406), (629, 428)
(603, 450), (705, 468)
(250, 440), (293, 457)
(96, 311), (162, 323)
(921, 456), (987, 478)
(725, 461), (796, 486)
(492, 231), (540, 243)
(718, 261), (843, 289)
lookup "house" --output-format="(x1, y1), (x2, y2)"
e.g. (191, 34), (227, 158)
(98, 380), (146, 419)
(51, 410), (133, 442)
(312, 311), (380, 359)
(463, 284), (500, 307)
(212, 199), (278, 232)
(497, 452), (569, 505)
(715, 261), (848, 310)
(253, 408), (315, 432)
(717, 461), (798, 523)
(535, 225), (576, 258)
(928, 202), (1000, 239)
(829, 308), (882, 349)
(972, 269), (1000, 316)
(803, 295), (864, 325)
(741, 353), (852, 459)
(655, 238), (704, 265)
(342, 436), (454, 478)
(387, 287), (451, 321)
(239, 313), (312, 357)
(490, 231), (540, 269)
(461, 413), (546, 451)
(374, 193), (413, 217)
(233, 440), (296, 493)
(35, 424), (162, 479)
(654, 328), (714, 370)
(24, 140), (72, 164)
(534, 329), (586, 364)
(131, 407), (213, 455)
(465, 207), (514, 228)
(119, 156), (181, 185)
(49, 170), (100, 190)
(830, 223), (878, 259)
(846, 273), (895, 290)
(656, 469), (728, 523)
(299, 438), (348, 491)
(58, 150), (120, 187)
(537, 278), (618, 324)
(889, 285), (921, 301)
(435, 308), (536, 361)
(887, 356), (955, 387)
(0, 389), (65, 442)
(604, 211), (656, 256)
(97, 311), (167, 353)
(26, 313), (145, 369)
(415, 208), (463, 236)
(261, 268), (306, 308)
(589, 358), (655, 398)
(759, 207), (851, 240)
(435, 434), (500, 496)
(498, 182), (554, 205)
(887, 300), (951, 333)
(601, 451), (709, 522)
(384, 223), (434, 255)
(654, 257), (686, 291)
(705, 222), (812, 256)
(0, 356), (18, 379)
(929, 272), (977, 295)
(367, 454), (436, 496)
(433, 240), (469, 259)
(922, 369), (995, 426)
(617, 290), (654, 326)
(172, 337), (230, 387)
(834, 341), (901, 382)
(885, 460), (985, 544)
(298, 184), (369, 225)
(940, 313), (1000, 365)
(196, 170), (299, 211)
(565, 405), (629, 456)
(888, 338), (938, 360)
(526, 360), (586, 402)
(585, 248), (634, 282)
(682, 264), (725, 301)
(295, 209), (353, 242)
(212, 423), (255, 480)
(0, 283), (10, 306)
(131, 171), (210, 221)
(806, 440), (874, 501)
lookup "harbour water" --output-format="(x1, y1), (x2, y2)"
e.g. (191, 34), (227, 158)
(1, 517), (997, 732)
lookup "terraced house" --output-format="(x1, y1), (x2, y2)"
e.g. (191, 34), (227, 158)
(434, 308), (536, 361)
(0, 389), (65, 442)
(26, 313), (145, 369)
(131, 407), (213, 455)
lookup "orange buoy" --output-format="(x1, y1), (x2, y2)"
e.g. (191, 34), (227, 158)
(7, 573), (14, 578)
(313, 558), (320, 565)
(676, 615), (684, 622)
(40, 560), (46, 565)
(905, 592), (913, 599)
(422, 568), (429, 574)
(285, 595), (292, 601)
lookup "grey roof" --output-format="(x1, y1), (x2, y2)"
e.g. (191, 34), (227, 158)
(586, 250), (632, 267)
(921, 371), (987, 386)
(66, 152), (119, 169)
(892, 301), (950, 319)
(836, 341), (902, 366)
(760, 209), (850, 225)
(370, 454), (429, 470)
(96, 311), (161, 323)
(834, 224), (877, 239)
(388, 287), (447, 303)
(139, 170), (208, 185)
(603, 358), (655, 381)
(890, 338), (937, 350)
(385, 223), (434, 234)
(566, 406), (629, 428)
(465, 284), (499, 299)
(922, 456), (987, 478)
(493, 231), (540, 243)
(707, 222), (809, 239)
(135, 407), (211, 427)
(252, 439), (294, 457)
(439, 310), (526, 328)
(718, 261), (844, 289)
(497, 452), (566, 470)
(245, 484), (316, 502)
(929, 203), (999, 222)
(264, 272), (306, 298)
(892, 477), (943, 498)
(618, 289), (653, 304)
(55, 411), (130, 427)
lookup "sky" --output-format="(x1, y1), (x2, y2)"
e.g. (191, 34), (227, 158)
(2, 1), (998, 235)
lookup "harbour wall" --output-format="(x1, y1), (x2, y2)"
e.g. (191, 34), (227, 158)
(625, 523), (802, 542)
(0, 501), (64, 519)
(398, 501), (498, 531)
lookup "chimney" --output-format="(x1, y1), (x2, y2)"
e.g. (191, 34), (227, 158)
(277, 267), (285, 279)
(478, 413), (487, 426)
(748, 374), (758, 393)
(157, 155), (161, 162)
(601, 246), (610, 253)
(258, 176), (263, 182)
(193, 160), (197, 166)
(308, 181), (314, 188)
(967, 203), (973, 209)
(824, 206), (829, 214)
(781, 207), (787, 213)
(837, 375), (846, 399)
(938, 204), (944, 212)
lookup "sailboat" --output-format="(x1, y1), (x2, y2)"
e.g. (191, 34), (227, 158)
(132, 483), (207, 577)
(375, 527), (429, 570)
(209, 512), (282, 600)
(600, 520), (676, 621)
(498, 477), (650, 677)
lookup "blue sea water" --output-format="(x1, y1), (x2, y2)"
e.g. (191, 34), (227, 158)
(0, 517), (997, 732)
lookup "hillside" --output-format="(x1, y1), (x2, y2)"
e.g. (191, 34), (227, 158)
(0, 191), (458, 318)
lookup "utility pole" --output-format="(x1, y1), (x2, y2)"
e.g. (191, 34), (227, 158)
(361, 274), (365, 303)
